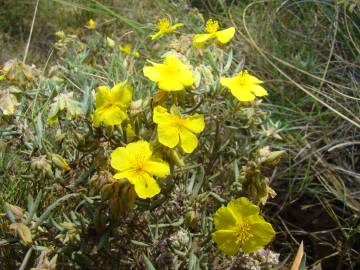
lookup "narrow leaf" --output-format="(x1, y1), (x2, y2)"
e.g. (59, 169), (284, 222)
(143, 254), (156, 270)
(291, 241), (305, 270)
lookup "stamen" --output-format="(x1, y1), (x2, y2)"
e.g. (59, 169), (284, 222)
(234, 220), (252, 244)
(205, 19), (219, 33)
(157, 18), (171, 32)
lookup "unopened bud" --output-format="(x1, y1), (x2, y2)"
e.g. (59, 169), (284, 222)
(106, 37), (116, 48)
(51, 154), (70, 171)
(9, 223), (33, 245)
(5, 203), (24, 219)
(264, 150), (285, 165)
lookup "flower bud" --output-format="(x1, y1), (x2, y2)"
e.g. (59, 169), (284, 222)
(51, 154), (70, 171)
(184, 210), (199, 229)
(264, 150), (285, 165)
(106, 37), (116, 48)
(5, 203), (24, 219)
(9, 223), (33, 245)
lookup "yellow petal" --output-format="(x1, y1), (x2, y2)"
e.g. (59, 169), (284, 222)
(178, 69), (194, 87)
(193, 33), (214, 46)
(92, 105), (127, 127)
(213, 205), (237, 230)
(158, 78), (185, 91)
(212, 230), (241, 256)
(251, 221), (275, 240)
(227, 197), (260, 220)
(111, 147), (132, 171)
(179, 128), (198, 153)
(220, 76), (237, 88)
(242, 222), (275, 253)
(157, 124), (179, 148)
(143, 66), (161, 82)
(126, 140), (153, 161)
(150, 30), (163, 40)
(170, 23), (184, 31)
(215, 27), (235, 44)
(113, 170), (160, 198)
(252, 84), (268, 97)
(183, 114), (205, 133)
(111, 82), (133, 106)
(128, 172), (161, 199)
(95, 86), (111, 108)
(230, 86), (255, 102)
(242, 71), (263, 84)
(143, 160), (170, 177)
(153, 105), (173, 124)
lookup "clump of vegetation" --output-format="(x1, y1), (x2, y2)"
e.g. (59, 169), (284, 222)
(0, 5), (283, 269)
(1, 0), (359, 269)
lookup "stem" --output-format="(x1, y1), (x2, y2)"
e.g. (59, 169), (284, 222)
(23, 0), (40, 64)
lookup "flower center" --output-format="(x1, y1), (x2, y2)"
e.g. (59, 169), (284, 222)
(171, 116), (184, 128)
(236, 71), (249, 85)
(234, 220), (252, 244)
(132, 154), (146, 172)
(163, 59), (182, 77)
(157, 18), (171, 32)
(205, 19), (219, 33)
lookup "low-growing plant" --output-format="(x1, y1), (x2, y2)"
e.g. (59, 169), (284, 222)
(1, 10), (285, 270)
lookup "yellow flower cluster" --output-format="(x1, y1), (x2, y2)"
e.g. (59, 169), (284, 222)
(89, 17), (273, 256)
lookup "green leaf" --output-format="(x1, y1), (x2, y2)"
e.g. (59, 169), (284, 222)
(188, 251), (198, 270)
(33, 193), (79, 229)
(26, 191), (42, 223)
(192, 166), (205, 196)
(131, 240), (151, 247)
(143, 254), (156, 270)
(223, 49), (233, 73)
(34, 112), (43, 149)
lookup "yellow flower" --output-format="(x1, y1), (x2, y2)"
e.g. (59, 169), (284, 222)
(87, 19), (96, 30)
(92, 81), (132, 127)
(143, 54), (194, 91)
(119, 44), (140, 58)
(153, 105), (205, 153)
(220, 70), (268, 102)
(212, 197), (275, 256)
(150, 18), (184, 40)
(193, 19), (235, 48)
(111, 140), (170, 199)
